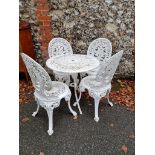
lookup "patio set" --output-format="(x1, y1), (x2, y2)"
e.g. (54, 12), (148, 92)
(21, 37), (123, 136)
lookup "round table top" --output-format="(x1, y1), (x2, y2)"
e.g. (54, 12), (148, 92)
(46, 54), (100, 74)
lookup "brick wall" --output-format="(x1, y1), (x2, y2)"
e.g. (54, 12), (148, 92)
(35, 0), (52, 61)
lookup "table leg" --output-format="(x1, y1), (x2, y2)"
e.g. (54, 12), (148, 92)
(71, 73), (82, 114)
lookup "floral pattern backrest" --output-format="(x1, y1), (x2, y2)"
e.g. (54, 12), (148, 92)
(96, 50), (123, 86)
(21, 53), (52, 97)
(48, 38), (73, 57)
(87, 38), (112, 63)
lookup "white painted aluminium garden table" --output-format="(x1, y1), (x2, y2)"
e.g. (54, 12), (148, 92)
(46, 54), (100, 114)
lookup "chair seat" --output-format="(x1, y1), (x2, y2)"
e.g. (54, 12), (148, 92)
(34, 81), (70, 102)
(80, 76), (111, 92)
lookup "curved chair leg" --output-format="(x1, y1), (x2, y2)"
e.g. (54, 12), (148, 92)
(106, 89), (113, 107)
(32, 98), (40, 117)
(46, 108), (54, 136)
(94, 98), (100, 122)
(67, 100), (77, 117)
(32, 104), (40, 117)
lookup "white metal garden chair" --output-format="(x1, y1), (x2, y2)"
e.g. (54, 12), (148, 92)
(21, 53), (77, 135)
(48, 38), (74, 86)
(80, 38), (112, 78)
(79, 50), (123, 122)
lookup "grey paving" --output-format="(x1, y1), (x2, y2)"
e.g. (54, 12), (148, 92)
(19, 96), (135, 155)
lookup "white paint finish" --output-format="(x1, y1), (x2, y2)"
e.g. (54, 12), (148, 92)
(81, 38), (112, 78)
(46, 54), (99, 114)
(48, 38), (73, 86)
(46, 54), (99, 74)
(79, 51), (123, 122)
(21, 53), (77, 136)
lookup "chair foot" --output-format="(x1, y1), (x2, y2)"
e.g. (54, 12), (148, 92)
(94, 98), (100, 122)
(32, 103), (40, 117)
(79, 110), (82, 115)
(46, 108), (54, 136)
(72, 111), (77, 117)
(107, 96), (113, 106)
(108, 101), (113, 107)
(32, 112), (37, 117)
(47, 129), (53, 135)
(94, 117), (99, 122)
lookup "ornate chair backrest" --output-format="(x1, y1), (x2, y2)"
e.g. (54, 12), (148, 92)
(21, 53), (52, 97)
(87, 38), (112, 62)
(48, 38), (73, 57)
(96, 50), (123, 86)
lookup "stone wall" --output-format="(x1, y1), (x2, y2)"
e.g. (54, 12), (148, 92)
(49, 0), (135, 78)
(19, 0), (43, 64)
(19, 0), (53, 65)
(19, 0), (135, 78)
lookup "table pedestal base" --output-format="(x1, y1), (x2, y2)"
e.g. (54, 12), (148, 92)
(70, 74), (82, 114)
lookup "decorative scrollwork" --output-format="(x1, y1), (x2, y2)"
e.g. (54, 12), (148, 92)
(21, 53), (77, 136)
(48, 38), (73, 85)
(42, 101), (61, 110)
(79, 51), (123, 122)
(80, 38), (112, 78)
(96, 50), (123, 86)
(80, 51), (123, 93)
(48, 38), (73, 57)
(21, 53), (52, 97)
(88, 89), (107, 99)
(87, 38), (112, 62)
(21, 53), (71, 100)
(47, 54), (99, 74)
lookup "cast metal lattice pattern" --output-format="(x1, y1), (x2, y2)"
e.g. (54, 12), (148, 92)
(46, 54), (100, 114)
(87, 38), (112, 62)
(48, 38), (73, 85)
(81, 38), (112, 78)
(47, 54), (99, 74)
(21, 53), (77, 136)
(79, 50), (123, 122)
(48, 38), (73, 57)
(21, 53), (52, 98)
